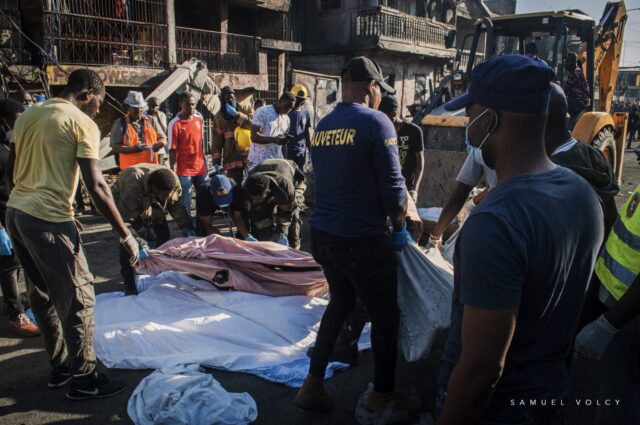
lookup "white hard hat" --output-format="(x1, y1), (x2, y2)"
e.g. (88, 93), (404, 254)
(123, 91), (147, 109)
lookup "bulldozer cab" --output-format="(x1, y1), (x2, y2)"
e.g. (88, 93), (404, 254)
(461, 10), (597, 106)
(413, 9), (599, 123)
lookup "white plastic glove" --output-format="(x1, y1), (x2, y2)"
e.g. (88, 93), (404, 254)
(461, 197), (477, 217)
(574, 314), (619, 360)
(427, 234), (442, 250)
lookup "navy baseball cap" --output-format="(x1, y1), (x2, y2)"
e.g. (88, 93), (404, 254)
(210, 175), (233, 208)
(445, 55), (555, 114)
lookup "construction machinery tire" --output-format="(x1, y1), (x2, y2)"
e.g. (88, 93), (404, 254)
(591, 127), (616, 171)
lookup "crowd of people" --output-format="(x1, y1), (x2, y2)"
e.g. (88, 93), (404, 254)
(0, 49), (637, 424)
(613, 99), (640, 148)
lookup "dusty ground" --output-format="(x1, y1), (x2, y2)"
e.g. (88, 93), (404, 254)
(0, 148), (638, 425)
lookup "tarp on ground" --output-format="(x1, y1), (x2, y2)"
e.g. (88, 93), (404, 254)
(136, 234), (328, 298)
(93, 272), (369, 384)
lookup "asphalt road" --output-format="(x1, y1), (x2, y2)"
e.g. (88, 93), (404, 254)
(1, 148), (639, 425)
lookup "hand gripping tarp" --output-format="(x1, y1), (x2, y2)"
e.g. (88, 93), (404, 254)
(136, 234), (328, 297)
(397, 244), (454, 362)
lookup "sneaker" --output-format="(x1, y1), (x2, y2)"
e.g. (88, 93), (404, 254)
(48, 366), (73, 388)
(294, 375), (335, 412)
(66, 371), (127, 401)
(366, 389), (423, 414)
(9, 313), (39, 337)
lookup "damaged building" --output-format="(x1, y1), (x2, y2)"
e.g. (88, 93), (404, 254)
(0, 0), (301, 150)
(290, 0), (458, 118)
(0, 0), (512, 140)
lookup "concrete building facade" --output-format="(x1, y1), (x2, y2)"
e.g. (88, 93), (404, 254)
(290, 0), (457, 117)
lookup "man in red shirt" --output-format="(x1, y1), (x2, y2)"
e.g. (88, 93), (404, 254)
(168, 92), (207, 219)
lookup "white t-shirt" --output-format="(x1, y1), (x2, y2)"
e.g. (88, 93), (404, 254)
(248, 105), (290, 168)
(456, 153), (498, 189)
(551, 138), (579, 156)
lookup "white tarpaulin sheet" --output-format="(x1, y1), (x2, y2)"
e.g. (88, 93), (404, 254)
(128, 364), (258, 425)
(94, 272), (370, 376)
(397, 245), (454, 362)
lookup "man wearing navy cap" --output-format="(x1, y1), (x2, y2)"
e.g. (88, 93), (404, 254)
(195, 173), (240, 236)
(435, 55), (603, 425)
(294, 57), (418, 414)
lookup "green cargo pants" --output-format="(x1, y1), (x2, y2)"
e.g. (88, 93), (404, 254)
(6, 207), (96, 375)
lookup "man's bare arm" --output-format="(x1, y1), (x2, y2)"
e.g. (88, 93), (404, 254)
(413, 151), (424, 192)
(432, 182), (473, 238)
(7, 142), (15, 192)
(437, 306), (518, 425)
(251, 124), (285, 145)
(198, 215), (221, 236)
(232, 210), (250, 239)
(169, 149), (177, 172)
(389, 202), (408, 232)
(77, 158), (129, 238)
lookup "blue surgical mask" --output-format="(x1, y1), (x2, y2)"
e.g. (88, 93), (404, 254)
(465, 109), (496, 168)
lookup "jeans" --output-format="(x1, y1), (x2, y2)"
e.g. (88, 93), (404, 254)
(309, 227), (399, 392)
(286, 145), (306, 171)
(6, 207), (96, 375)
(179, 174), (207, 220)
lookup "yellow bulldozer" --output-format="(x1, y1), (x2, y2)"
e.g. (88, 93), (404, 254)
(415, 1), (628, 206)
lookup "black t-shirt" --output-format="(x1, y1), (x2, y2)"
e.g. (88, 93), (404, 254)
(230, 184), (247, 213)
(396, 120), (424, 190)
(196, 181), (243, 216)
(438, 167), (604, 422)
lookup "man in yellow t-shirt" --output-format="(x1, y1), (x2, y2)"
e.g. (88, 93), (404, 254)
(6, 69), (139, 401)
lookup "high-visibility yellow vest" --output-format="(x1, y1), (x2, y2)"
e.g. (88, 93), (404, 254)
(595, 184), (640, 301)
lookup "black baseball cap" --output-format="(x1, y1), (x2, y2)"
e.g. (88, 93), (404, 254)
(378, 95), (399, 114)
(221, 86), (235, 95)
(342, 57), (395, 94)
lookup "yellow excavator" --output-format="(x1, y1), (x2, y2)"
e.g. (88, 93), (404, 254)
(574, 1), (627, 179)
(415, 1), (628, 206)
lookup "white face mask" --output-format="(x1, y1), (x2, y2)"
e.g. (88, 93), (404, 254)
(465, 109), (497, 168)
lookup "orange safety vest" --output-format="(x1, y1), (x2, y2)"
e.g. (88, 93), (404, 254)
(119, 116), (159, 170)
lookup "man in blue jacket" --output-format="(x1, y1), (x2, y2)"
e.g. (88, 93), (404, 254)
(294, 57), (418, 414)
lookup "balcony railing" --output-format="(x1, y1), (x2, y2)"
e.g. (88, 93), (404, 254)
(176, 27), (260, 74)
(458, 50), (484, 70)
(355, 6), (453, 52)
(43, 12), (167, 68)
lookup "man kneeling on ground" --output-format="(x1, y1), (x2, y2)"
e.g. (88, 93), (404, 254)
(232, 158), (305, 249)
(111, 164), (196, 295)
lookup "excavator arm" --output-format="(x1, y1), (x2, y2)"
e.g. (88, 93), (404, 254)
(590, 1), (627, 113)
(145, 58), (221, 116)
